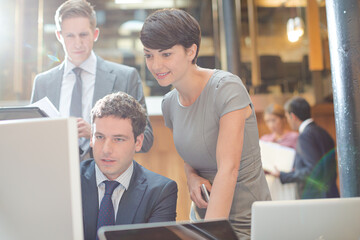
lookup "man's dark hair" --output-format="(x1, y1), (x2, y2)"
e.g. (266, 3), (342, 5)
(284, 97), (311, 121)
(91, 92), (147, 139)
(140, 8), (201, 64)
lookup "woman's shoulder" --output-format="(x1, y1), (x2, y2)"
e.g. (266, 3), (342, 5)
(163, 88), (177, 102)
(208, 70), (247, 94)
(283, 131), (299, 139)
(260, 133), (276, 142)
(280, 131), (299, 149)
(210, 70), (241, 84)
(162, 89), (178, 112)
(208, 70), (252, 116)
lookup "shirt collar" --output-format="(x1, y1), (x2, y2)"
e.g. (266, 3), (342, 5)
(95, 161), (133, 191)
(299, 118), (314, 133)
(64, 51), (97, 76)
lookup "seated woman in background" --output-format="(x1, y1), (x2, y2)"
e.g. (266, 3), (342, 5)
(261, 103), (298, 149)
(261, 103), (299, 200)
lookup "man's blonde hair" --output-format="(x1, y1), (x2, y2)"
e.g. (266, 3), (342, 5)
(55, 0), (97, 31)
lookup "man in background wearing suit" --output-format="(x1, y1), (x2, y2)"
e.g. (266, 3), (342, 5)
(270, 97), (339, 199)
(30, 0), (153, 160)
(81, 92), (177, 240)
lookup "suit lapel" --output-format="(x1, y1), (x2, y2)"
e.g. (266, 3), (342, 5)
(116, 161), (147, 224)
(82, 161), (99, 239)
(48, 64), (64, 109)
(92, 57), (116, 106)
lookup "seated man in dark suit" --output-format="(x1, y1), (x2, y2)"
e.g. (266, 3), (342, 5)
(81, 92), (177, 240)
(270, 97), (339, 199)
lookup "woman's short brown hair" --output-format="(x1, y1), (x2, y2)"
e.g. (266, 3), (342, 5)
(140, 8), (201, 64)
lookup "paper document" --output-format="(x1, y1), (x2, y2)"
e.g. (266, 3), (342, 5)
(260, 140), (298, 200)
(28, 97), (61, 118)
(259, 140), (295, 173)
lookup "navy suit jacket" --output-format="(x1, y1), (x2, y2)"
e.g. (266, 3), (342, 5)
(30, 56), (153, 153)
(280, 122), (339, 199)
(80, 159), (178, 240)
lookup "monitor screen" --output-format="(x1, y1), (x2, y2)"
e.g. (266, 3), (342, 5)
(0, 118), (83, 240)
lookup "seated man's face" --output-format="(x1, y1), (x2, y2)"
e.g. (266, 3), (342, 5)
(90, 116), (143, 180)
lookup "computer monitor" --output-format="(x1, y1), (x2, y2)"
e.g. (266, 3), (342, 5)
(0, 118), (83, 240)
(251, 197), (360, 240)
(98, 219), (238, 240)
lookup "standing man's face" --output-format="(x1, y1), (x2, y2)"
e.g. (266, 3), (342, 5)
(56, 17), (99, 66)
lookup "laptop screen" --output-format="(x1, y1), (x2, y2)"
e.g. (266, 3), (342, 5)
(0, 107), (48, 120)
(98, 219), (238, 240)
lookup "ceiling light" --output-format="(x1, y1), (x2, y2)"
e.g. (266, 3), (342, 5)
(287, 17), (305, 43)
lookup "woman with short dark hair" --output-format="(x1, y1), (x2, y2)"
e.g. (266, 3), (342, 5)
(140, 9), (271, 239)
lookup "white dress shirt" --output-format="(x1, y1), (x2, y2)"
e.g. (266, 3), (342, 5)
(59, 51), (97, 124)
(299, 118), (314, 133)
(95, 162), (133, 220)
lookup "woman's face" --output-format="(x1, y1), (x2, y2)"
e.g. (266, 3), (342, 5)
(264, 113), (285, 134)
(143, 44), (196, 87)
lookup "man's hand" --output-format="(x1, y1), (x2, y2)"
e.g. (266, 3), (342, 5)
(77, 118), (91, 139)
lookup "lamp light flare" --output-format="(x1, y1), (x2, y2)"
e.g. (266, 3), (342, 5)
(287, 17), (305, 42)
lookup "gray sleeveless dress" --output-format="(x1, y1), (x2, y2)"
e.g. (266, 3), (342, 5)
(162, 70), (271, 240)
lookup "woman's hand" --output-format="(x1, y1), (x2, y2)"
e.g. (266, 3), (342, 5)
(184, 163), (212, 208)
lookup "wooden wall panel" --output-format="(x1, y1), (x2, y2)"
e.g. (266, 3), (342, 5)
(306, 0), (324, 71)
(134, 116), (191, 221)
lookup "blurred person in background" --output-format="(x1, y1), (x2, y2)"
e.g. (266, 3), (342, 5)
(261, 103), (298, 149)
(270, 97), (339, 199)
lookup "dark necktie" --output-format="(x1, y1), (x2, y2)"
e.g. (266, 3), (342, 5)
(70, 67), (82, 117)
(96, 181), (120, 239)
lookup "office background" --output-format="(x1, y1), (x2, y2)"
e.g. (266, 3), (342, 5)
(0, 0), (341, 220)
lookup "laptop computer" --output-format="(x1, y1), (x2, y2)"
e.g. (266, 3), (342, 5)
(251, 197), (360, 240)
(98, 219), (238, 240)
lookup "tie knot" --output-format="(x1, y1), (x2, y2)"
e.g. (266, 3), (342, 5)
(72, 67), (82, 77)
(104, 181), (120, 195)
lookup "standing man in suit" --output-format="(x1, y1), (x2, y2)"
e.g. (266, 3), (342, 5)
(270, 97), (339, 199)
(81, 92), (177, 240)
(30, 0), (153, 160)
